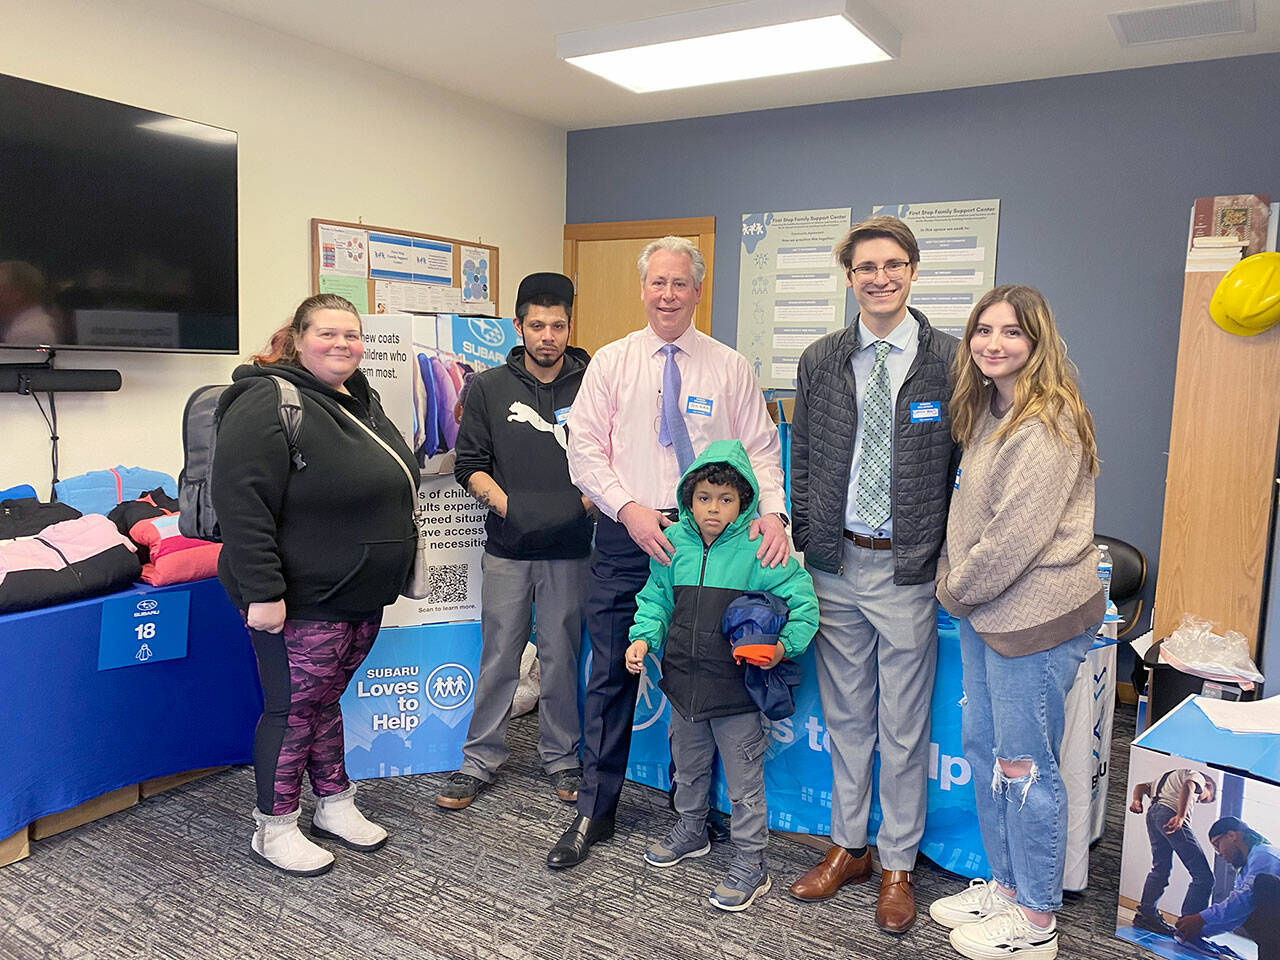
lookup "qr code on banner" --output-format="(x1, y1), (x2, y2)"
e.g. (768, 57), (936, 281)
(425, 564), (468, 605)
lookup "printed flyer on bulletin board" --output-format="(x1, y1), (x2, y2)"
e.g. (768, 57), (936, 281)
(871, 199), (1000, 335)
(736, 207), (851, 389)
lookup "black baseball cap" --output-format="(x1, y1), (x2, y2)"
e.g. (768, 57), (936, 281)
(516, 272), (574, 313)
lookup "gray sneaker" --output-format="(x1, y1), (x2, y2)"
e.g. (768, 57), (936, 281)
(436, 772), (485, 810)
(709, 861), (771, 911)
(550, 768), (583, 804)
(644, 824), (711, 867)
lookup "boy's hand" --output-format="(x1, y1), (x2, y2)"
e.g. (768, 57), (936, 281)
(624, 639), (649, 674)
(760, 644), (786, 670)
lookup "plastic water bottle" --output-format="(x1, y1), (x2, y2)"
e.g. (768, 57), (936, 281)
(1096, 543), (1113, 611)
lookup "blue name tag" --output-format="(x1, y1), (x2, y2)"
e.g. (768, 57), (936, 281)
(686, 395), (713, 416)
(953, 466), (962, 490)
(99, 591), (190, 670)
(554, 406), (572, 425)
(910, 401), (941, 423)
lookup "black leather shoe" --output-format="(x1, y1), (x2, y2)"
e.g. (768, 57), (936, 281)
(547, 813), (615, 870)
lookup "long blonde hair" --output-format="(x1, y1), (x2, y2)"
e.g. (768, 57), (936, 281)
(950, 285), (1099, 476)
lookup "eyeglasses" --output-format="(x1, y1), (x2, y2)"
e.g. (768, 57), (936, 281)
(849, 260), (911, 281)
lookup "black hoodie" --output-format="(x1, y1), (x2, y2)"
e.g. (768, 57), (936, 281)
(454, 345), (593, 560)
(211, 363), (419, 621)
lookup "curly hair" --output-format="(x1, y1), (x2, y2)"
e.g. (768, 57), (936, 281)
(678, 462), (754, 513)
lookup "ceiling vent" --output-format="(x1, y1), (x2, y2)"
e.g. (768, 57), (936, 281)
(1109, 0), (1255, 45)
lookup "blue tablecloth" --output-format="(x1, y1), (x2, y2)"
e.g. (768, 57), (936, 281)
(1, 577), (261, 838)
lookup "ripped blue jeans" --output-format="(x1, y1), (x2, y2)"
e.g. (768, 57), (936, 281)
(957, 618), (1098, 913)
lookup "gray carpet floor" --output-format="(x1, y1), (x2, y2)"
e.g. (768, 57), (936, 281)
(0, 708), (1146, 960)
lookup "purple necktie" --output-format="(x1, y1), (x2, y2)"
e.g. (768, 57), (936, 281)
(659, 343), (695, 473)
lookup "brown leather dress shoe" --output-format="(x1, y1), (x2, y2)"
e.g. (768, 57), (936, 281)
(876, 870), (917, 933)
(788, 846), (872, 901)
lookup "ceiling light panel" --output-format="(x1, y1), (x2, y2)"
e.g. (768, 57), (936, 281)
(557, 0), (899, 93)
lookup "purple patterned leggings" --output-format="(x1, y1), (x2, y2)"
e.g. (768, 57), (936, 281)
(248, 616), (381, 815)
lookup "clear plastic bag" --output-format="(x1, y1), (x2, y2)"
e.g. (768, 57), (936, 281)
(1159, 613), (1264, 690)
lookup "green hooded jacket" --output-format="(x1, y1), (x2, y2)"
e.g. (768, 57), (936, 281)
(628, 438), (818, 722)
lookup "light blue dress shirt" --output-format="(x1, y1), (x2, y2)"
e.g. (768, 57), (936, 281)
(844, 313), (919, 536)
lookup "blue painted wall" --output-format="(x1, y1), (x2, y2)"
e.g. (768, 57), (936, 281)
(567, 53), (1280, 631)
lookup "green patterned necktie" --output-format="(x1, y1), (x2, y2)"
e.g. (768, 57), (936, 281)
(856, 340), (893, 529)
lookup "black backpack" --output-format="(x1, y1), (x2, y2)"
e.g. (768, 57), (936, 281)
(177, 376), (305, 541)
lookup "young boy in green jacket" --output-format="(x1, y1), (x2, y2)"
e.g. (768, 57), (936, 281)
(624, 439), (818, 911)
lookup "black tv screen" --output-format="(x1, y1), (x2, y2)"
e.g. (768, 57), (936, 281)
(0, 73), (238, 353)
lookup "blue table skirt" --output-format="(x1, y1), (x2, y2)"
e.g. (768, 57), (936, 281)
(1, 577), (261, 838)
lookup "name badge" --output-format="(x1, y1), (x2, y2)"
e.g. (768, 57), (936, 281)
(686, 396), (713, 417)
(554, 406), (572, 425)
(910, 401), (941, 423)
(953, 466), (962, 490)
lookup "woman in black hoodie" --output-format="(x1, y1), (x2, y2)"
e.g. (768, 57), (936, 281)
(211, 294), (418, 877)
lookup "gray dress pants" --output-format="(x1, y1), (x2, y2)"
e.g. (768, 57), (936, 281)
(808, 540), (938, 870)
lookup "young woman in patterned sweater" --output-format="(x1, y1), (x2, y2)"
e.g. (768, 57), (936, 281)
(929, 285), (1105, 960)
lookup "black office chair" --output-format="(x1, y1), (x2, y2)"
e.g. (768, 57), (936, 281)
(1095, 534), (1146, 640)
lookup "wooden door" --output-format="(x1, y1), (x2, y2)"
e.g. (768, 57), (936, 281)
(564, 217), (715, 358)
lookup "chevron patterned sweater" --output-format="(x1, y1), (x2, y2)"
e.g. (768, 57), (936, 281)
(936, 403), (1105, 657)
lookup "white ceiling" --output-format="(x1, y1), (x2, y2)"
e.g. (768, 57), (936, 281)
(194, 0), (1280, 129)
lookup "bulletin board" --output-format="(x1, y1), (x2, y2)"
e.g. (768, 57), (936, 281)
(310, 218), (500, 316)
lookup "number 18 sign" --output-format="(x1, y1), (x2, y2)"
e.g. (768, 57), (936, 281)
(98, 591), (191, 671)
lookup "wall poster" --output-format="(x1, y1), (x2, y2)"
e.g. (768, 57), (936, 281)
(737, 208), (851, 389)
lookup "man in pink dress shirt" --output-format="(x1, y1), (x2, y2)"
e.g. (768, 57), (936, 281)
(546, 235), (790, 870)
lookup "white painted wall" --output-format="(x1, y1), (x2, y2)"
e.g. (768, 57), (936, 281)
(0, 0), (566, 493)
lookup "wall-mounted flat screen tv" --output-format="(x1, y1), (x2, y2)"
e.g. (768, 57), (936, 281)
(0, 72), (238, 353)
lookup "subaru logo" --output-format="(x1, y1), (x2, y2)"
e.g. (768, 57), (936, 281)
(136, 599), (158, 612)
(425, 663), (474, 710)
(467, 315), (506, 347)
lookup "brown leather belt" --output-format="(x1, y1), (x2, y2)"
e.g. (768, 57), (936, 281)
(843, 530), (892, 550)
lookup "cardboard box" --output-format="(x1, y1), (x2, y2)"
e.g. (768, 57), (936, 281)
(1116, 697), (1280, 960)
(140, 766), (227, 799)
(0, 827), (29, 868)
(29, 784), (139, 841)
(766, 396), (795, 425)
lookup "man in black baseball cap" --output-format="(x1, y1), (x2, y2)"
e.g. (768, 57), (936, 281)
(437, 271), (595, 813)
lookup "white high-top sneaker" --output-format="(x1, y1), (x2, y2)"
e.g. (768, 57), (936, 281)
(251, 808), (334, 877)
(311, 784), (388, 852)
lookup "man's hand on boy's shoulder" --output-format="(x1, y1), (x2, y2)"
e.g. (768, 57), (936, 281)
(750, 513), (790, 568)
(619, 501), (676, 565)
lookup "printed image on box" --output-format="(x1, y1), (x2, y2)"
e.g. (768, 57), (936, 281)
(1117, 745), (1280, 960)
(340, 621), (482, 780)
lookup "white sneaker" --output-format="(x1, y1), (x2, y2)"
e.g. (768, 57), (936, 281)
(949, 906), (1058, 960)
(312, 784), (388, 852)
(251, 808), (334, 877)
(931, 879), (1016, 928)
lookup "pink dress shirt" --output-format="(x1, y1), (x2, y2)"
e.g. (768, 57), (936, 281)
(567, 324), (785, 522)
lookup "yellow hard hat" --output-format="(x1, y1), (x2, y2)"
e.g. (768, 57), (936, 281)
(1210, 252), (1280, 336)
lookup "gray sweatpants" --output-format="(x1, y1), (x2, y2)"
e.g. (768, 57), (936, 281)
(669, 709), (769, 864)
(458, 552), (588, 781)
